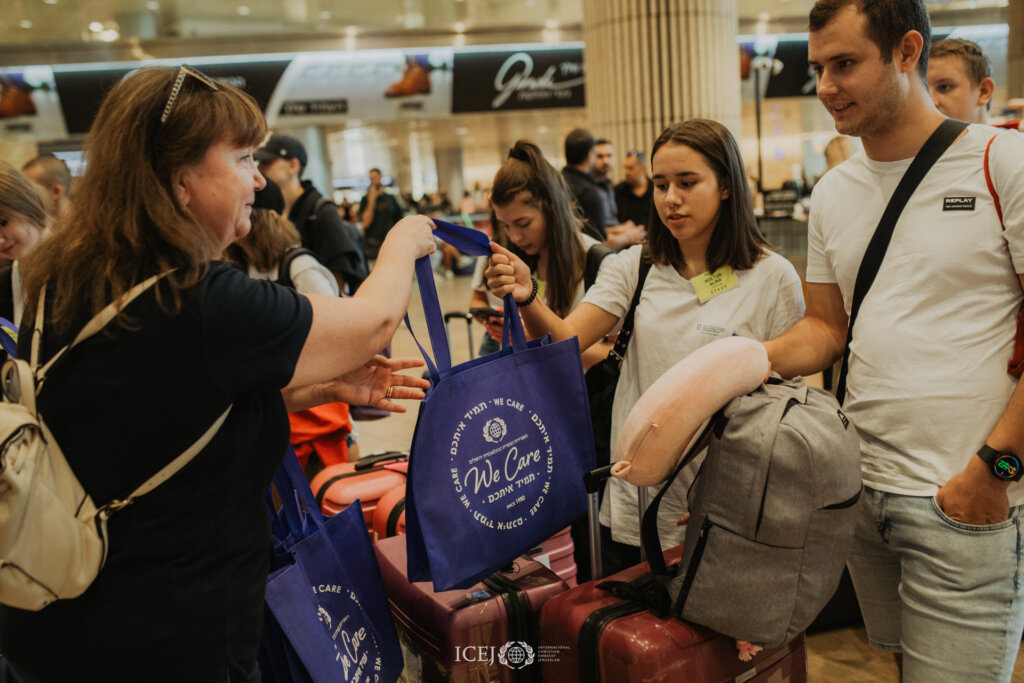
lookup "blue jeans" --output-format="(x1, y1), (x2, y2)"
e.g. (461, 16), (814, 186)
(847, 486), (1024, 682)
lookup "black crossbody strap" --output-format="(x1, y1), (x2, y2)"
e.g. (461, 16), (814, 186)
(604, 247), (652, 368)
(835, 118), (967, 404)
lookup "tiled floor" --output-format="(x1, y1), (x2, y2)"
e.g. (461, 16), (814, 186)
(357, 270), (1024, 681)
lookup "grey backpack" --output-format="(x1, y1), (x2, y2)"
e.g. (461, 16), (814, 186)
(640, 376), (862, 648)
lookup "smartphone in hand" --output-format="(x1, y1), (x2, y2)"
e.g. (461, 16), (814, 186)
(469, 306), (503, 323)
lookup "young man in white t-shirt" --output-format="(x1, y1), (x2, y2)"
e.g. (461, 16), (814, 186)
(764, 1), (1024, 680)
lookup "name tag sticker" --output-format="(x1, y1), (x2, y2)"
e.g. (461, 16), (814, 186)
(692, 266), (740, 304)
(943, 196), (976, 211)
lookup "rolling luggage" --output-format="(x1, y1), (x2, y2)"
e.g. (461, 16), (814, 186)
(538, 466), (808, 682)
(375, 534), (567, 683)
(525, 527), (577, 589)
(309, 451), (408, 530)
(372, 482), (407, 540)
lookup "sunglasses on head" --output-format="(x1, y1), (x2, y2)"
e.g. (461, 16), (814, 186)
(160, 65), (219, 124)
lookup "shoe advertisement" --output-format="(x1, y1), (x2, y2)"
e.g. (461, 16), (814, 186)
(264, 48), (453, 127)
(0, 67), (67, 140)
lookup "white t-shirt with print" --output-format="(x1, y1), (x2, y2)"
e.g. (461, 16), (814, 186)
(807, 124), (1024, 502)
(583, 245), (805, 547)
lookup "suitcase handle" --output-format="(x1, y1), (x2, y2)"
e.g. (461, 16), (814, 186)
(354, 451), (408, 471)
(583, 465), (614, 579)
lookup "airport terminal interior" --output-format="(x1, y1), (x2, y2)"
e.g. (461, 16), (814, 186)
(2, 0), (1024, 680)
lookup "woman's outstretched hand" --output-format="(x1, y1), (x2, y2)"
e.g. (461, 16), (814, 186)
(283, 355), (430, 413)
(485, 243), (532, 302)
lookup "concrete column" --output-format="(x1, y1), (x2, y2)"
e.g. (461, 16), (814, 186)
(581, 0), (741, 160)
(1008, 0), (1024, 101)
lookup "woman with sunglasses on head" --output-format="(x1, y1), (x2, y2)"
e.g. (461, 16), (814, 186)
(0, 66), (434, 683)
(0, 160), (49, 328)
(471, 140), (612, 365)
(486, 119), (805, 574)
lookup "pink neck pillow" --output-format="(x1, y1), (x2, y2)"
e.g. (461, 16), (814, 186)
(611, 336), (770, 486)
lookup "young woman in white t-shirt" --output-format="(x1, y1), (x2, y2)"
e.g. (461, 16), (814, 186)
(469, 139), (608, 366)
(486, 119), (805, 573)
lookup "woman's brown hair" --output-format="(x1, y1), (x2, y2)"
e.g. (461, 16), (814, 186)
(0, 160), (47, 235)
(489, 140), (585, 317)
(225, 209), (301, 273)
(21, 66), (267, 333)
(647, 119), (768, 273)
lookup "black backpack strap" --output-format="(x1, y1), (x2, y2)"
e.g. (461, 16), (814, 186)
(640, 415), (720, 578)
(584, 243), (612, 291)
(276, 247), (317, 290)
(835, 118), (967, 403)
(290, 191), (325, 237)
(604, 246), (652, 368)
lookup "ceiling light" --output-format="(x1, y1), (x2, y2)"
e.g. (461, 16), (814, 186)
(544, 19), (560, 30)
(99, 28), (119, 41)
(237, 5), (251, 16)
(19, 19), (33, 28)
(89, 21), (104, 32)
(43, 0), (58, 5)
(146, 0), (160, 9)
(454, 21), (465, 32)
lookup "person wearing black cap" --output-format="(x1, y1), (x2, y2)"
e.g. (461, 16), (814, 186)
(256, 133), (367, 294)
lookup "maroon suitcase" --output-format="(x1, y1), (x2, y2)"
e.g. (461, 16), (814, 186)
(308, 451), (407, 531)
(374, 534), (567, 682)
(538, 466), (808, 682)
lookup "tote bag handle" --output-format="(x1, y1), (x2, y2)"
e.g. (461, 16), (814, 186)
(409, 219), (527, 385)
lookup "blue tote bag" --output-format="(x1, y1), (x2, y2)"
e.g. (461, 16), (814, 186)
(262, 449), (403, 683)
(404, 220), (595, 591)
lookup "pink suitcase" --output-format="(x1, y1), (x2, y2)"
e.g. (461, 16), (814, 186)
(374, 534), (567, 682)
(525, 527), (577, 588)
(308, 451), (407, 531)
(371, 482), (407, 540)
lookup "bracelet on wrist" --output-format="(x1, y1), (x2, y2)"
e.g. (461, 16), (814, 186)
(518, 276), (539, 307)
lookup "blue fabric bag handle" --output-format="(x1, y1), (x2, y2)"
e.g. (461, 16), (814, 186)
(408, 219), (526, 385)
(271, 446), (324, 541)
(0, 317), (18, 359)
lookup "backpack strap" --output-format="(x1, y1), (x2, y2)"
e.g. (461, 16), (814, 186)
(34, 272), (170, 385)
(276, 247), (317, 290)
(602, 246), (652, 368)
(835, 118), (967, 404)
(584, 242), (612, 291)
(984, 134), (1004, 230)
(988, 132), (1024, 378)
(99, 404), (233, 518)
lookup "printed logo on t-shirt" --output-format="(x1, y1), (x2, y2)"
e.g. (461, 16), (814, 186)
(942, 196), (976, 211)
(696, 323), (727, 337)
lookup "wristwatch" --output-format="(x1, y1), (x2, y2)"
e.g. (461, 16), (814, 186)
(977, 445), (1024, 482)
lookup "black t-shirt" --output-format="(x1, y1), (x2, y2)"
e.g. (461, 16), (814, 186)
(290, 181), (368, 293)
(0, 263), (13, 324)
(615, 179), (654, 228)
(561, 166), (609, 239)
(0, 264), (312, 682)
